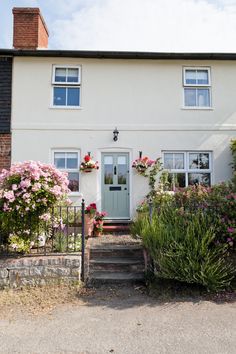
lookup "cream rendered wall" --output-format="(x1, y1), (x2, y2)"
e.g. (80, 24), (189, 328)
(11, 57), (236, 216)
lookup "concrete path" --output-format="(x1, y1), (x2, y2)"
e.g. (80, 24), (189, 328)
(0, 285), (235, 354)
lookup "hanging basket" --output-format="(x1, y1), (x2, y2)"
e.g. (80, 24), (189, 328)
(82, 168), (93, 173)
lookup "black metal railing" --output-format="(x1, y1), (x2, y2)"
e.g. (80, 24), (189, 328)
(0, 200), (85, 279)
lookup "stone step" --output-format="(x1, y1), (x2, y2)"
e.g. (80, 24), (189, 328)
(89, 245), (144, 260)
(88, 271), (145, 285)
(89, 258), (144, 272)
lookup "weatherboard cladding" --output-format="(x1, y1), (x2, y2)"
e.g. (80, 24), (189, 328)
(0, 57), (12, 133)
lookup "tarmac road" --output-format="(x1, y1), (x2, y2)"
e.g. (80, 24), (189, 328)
(0, 285), (235, 354)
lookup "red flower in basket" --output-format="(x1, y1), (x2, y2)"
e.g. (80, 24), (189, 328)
(80, 155), (99, 172)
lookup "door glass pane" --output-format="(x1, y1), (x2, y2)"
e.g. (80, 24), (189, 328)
(67, 88), (80, 106)
(184, 88), (196, 106)
(164, 153), (174, 169)
(118, 156), (127, 185)
(197, 89), (210, 107)
(55, 68), (66, 82)
(66, 153), (78, 169)
(67, 68), (79, 82)
(53, 87), (66, 106)
(188, 173), (211, 186)
(174, 153), (184, 169)
(68, 172), (79, 191)
(54, 152), (66, 168)
(104, 156), (113, 184)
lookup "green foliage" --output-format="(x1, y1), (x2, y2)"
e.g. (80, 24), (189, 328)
(54, 232), (82, 253)
(146, 159), (162, 198)
(138, 209), (235, 291)
(230, 139), (236, 185)
(151, 184), (236, 247)
(130, 213), (150, 238)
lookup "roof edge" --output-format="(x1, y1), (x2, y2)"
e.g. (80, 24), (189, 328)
(1, 49), (236, 60)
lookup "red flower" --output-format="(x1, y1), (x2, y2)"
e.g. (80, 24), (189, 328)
(84, 155), (91, 162)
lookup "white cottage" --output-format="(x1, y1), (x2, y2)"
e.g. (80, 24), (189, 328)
(2, 7), (236, 219)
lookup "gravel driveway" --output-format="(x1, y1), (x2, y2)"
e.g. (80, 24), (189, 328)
(0, 285), (235, 354)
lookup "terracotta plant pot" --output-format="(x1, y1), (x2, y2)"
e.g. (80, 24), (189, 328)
(94, 230), (102, 237)
(84, 214), (94, 236)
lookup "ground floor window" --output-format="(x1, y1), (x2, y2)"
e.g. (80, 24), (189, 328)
(162, 151), (212, 189)
(53, 150), (80, 192)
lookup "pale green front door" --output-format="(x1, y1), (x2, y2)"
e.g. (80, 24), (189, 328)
(102, 153), (130, 219)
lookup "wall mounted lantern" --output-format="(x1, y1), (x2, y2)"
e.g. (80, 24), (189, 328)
(113, 127), (119, 141)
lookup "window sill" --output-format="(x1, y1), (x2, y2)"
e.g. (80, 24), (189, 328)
(181, 107), (213, 111)
(49, 106), (83, 110)
(69, 192), (83, 197)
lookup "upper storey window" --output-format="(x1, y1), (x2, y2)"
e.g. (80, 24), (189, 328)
(183, 67), (211, 108)
(52, 66), (81, 108)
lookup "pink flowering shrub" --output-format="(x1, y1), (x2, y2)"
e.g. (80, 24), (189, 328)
(0, 161), (70, 252)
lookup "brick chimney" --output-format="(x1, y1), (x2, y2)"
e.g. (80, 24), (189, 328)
(12, 7), (49, 50)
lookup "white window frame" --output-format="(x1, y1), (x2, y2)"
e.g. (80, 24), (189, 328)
(52, 149), (80, 195)
(182, 67), (212, 109)
(51, 65), (81, 109)
(162, 151), (212, 188)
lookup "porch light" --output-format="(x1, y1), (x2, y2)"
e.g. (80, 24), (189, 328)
(139, 151), (142, 159)
(113, 127), (119, 141)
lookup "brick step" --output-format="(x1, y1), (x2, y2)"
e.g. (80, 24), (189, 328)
(88, 271), (145, 285)
(89, 258), (144, 272)
(102, 225), (130, 233)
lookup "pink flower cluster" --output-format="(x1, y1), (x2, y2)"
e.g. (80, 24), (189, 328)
(0, 161), (70, 215)
(132, 156), (156, 173)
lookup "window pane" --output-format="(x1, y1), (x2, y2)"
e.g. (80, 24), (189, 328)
(174, 153), (184, 169)
(185, 70), (196, 85)
(67, 68), (79, 83)
(197, 89), (210, 107)
(188, 173), (211, 186)
(67, 88), (80, 106)
(68, 172), (79, 192)
(164, 153), (174, 169)
(189, 153), (210, 170)
(55, 68), (66, 82)
(54, 152), (66, 169)
(196, 70), (209, 85)
(66, 153), (78, 169)
(54, 87), (66, 106)
(168, 173), (186, 189)
(184, 88), (196, 106)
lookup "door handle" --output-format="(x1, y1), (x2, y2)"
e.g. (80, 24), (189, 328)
(124, 188), (127, 190)
(114, 166), (117, 175)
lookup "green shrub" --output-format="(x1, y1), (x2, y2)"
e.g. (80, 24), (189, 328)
(150, 184), (236, 248)
(137, 209), (235, 291)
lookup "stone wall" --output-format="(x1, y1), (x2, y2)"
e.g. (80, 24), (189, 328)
(0, 254), (81, 288)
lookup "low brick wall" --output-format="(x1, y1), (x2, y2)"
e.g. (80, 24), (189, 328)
(0, 254), (81, 288)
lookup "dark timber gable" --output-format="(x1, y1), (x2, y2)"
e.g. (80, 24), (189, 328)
(0, 57), (12, 133)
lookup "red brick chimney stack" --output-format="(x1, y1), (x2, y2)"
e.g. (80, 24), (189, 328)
(12, 7), (49, 50)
